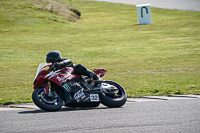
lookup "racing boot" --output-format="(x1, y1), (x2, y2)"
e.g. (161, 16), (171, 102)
(90, 72), (103, 87)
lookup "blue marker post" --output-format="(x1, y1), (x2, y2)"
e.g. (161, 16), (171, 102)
(136, 4), (152, 25)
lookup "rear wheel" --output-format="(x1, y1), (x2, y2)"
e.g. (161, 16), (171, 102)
(99, 80), (127, 108)
(32, 87), (63, 111)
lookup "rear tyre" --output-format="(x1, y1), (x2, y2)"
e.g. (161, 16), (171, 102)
(99, 80), (127, 108)
(32, 87), (63, 111)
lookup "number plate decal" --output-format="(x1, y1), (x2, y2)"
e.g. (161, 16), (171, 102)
(90, 94), (99, 102)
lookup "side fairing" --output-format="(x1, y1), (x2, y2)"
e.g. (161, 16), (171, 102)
(44, 72), (74, 86)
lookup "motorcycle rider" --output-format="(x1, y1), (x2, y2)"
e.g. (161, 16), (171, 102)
(46, 51), (102, 86)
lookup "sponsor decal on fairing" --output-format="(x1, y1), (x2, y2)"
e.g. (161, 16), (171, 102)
(62, 83), (71, 92)
(74, 89), (87, 102)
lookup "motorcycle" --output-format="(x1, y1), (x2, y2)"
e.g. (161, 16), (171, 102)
(32, 63), (127, 111)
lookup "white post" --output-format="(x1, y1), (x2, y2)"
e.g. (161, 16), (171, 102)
(136, 4), (152, 25)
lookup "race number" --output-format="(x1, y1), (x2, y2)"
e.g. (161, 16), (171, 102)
(90, 94), (99, 102)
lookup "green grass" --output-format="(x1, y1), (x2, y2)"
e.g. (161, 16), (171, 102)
(0, 0), (200, 104)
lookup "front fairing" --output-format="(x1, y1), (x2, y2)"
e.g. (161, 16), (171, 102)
(33, 69), (50, 89)
(34, 63), (51, 82)
(33, 63), (52, 89)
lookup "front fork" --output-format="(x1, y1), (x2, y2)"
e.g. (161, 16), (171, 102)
(44, 81), (54, 96)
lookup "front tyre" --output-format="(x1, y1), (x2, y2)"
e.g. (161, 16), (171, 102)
(99, 80), (127, 108)
(32, 87), (63, 111)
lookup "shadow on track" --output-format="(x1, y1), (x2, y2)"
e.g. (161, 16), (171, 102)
(18, 106), (113, 114)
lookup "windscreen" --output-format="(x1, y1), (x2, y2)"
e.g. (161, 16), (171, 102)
(34, 63), (48, 81)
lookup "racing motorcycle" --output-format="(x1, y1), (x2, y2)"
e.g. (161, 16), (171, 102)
(32, 63), (127, 111)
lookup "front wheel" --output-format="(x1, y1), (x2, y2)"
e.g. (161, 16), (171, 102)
(32, 87), (63, 111)
(99, 80), (127, 108)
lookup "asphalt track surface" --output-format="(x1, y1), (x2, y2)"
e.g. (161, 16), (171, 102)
(87, 0), (200, 11)
(0, 95), (200, 133)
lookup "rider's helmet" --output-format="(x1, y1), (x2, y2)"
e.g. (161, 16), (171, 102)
(46, 51), (62, 63)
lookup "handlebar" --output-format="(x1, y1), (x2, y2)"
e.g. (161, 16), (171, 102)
(47, 64), (56, 72)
